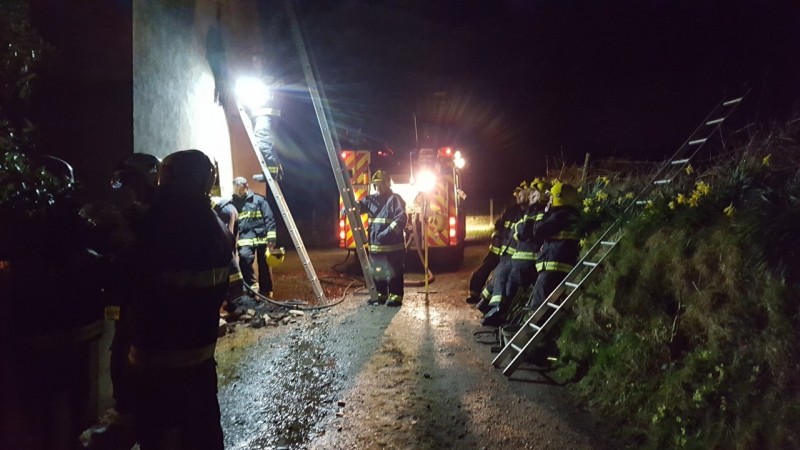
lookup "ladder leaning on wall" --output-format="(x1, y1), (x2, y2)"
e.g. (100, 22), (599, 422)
(492, 90), (749, 377)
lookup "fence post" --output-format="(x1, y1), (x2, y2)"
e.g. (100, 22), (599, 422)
(489, 198), (494, 225)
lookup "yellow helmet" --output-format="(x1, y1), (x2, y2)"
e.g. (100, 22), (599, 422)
(267, 247), (286, 268)
(550, 182), (579, 207)
(371, 170), (389, 184)
(530, 178), (551, 193)
(514, 180), (529, 194)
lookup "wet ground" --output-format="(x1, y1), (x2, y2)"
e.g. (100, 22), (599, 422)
(215, 243), (610, 449)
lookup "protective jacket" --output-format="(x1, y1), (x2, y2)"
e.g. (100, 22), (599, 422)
(358, 191), (407, 253)
(125, 192), (232, 358)
(497, 205), (526, 257)
(228, 190), (276, 247)
(525, 205), (580, 273)
(510, 202), (547, 261)
(489, 203), (522, 255)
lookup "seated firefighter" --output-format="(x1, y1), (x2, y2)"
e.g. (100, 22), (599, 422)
(356, 170), (408, 307)
(521, 182), (581, 311)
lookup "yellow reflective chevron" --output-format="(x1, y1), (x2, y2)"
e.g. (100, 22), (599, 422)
(489, 245), (502, 255)
(535, 261), (574, 272)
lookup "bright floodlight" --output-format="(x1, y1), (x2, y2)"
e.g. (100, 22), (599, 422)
(453, 151), (465, 169)
(417, 170), (437, 193)
(235, 77), (270, 109)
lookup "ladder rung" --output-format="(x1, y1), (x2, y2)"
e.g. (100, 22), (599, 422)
(528, 323), (541, 332)
(600, 240), (617, 246)
(670, 158), (690, 165)
(653, 179), (671, 185)
(564, 281), (580, 290)
(723, 97), (743, 106)
(582, 261), (598, 267)
(547, 302), (559, 309)
(635, 200), (648, 205)
(510, 343), (523, 353)
(688, 138), (707, 145)
(705, 118), (724, 126)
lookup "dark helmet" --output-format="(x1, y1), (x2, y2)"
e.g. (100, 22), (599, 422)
(157, 149), (216, 195)
(111, 153), (160, 190)
(33, 155), (75, 185)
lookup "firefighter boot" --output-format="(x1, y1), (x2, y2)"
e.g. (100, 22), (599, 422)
(385, 294), (403, 308)
(367, 293), (388, 305)
(481, 305), (508, 328)
(465, 290), (480, 304)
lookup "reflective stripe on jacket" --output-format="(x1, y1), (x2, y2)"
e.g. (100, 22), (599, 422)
(511, 203), (547, 261)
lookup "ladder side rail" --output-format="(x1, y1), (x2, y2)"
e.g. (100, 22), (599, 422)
(286, 0), (378, 301)
(237, 106), (327, 304)
(494, 229), (624, 369)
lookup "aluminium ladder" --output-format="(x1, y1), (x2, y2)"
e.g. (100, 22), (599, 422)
(285, 0), (378, 302)
(236, 105), (328, 305)
(493, 90), (749, 377)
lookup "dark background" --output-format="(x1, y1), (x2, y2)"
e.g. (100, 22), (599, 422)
(23, 0), (800, 224)
(268, 0), (800, 208)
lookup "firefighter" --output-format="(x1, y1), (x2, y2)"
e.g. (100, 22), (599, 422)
(357, 170), (408, 306)
(81, 153), (162, 449)
(121, 149), (231, 450)
(524, 182), (581, 311)
(230, 176), (277, 297)
(211, 195), (244, 315)
(481, 179), (551, 327)
(478, 181), (529, 323)
(465, 183), (526, 304)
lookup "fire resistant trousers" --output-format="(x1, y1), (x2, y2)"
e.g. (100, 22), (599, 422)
(238, 244), (273, 294)
(468, 251), (500, 298)
(370, 250), (405, 300)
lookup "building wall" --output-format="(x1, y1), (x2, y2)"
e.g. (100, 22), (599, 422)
(133, 0), (234, 195)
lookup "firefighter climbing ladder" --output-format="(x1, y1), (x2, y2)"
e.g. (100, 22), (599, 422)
(236, 105), (328, 305)
(285, 0), (379, 302)
(493, 90), (749, 377)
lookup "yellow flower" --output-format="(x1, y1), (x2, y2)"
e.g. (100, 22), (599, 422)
(579, 238), (587, 248)
(595, 191), (608, 201)
(595, 205), (602, 213)
(668, 201), (676, 210)
(625, 192), (634, 199)
(723, 203), (735, 218)
(583, 198), (593, 207)
(685, 164), (694, 175)
(597, 176), (610, 185)
(577, 186), (583, 193)
(688, 196), (700, 208)
(646, 200), (654, 209)
(676, 193), (686, 204)
(695, 180), (711, 196)
(583, 206), (591, 214)
(762, 154), (771, 167)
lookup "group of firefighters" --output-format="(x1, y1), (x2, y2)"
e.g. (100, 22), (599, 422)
(466, 179), (582, 329)
(90, 151), (280, 449)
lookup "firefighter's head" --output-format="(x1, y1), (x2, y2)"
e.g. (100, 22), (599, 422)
(549, 182), (580, 208)
(529, 178), (551, 205)
(232, 177), (249, 198)
(372, 170), (391, 195)
(157, 150), (216, 196)
(514, 181), (529, 204)
(111, 153), (160, 202)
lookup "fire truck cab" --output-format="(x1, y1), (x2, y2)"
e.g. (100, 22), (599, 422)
(338, 146), (467, 269)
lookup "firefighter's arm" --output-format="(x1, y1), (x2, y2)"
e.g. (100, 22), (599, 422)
(532, 209), (571, 241)
(388, 195), (407, 233)
(261, 198), (277, 246)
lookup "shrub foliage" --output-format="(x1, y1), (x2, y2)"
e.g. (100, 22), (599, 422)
(553, 120), (800, 449)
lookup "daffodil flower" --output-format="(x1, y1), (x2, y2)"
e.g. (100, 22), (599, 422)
(598, 176), (610, 185)
(625, 192), (635, 199)
(595, 191), (608, 201)
(676, 193), (686, 204)
(668, 201), (676, 210)
(695, 180), (711, 196)
(723, 203), (735, 218)
(583, 198), (593, 207)
(762, 154), (771, 167)
(646, 200), (654, 209)
(688, 196), (699, 208)
(579, 238), (587, 248)
(583, 206), (591, 214)
(685, 164), (694, 175)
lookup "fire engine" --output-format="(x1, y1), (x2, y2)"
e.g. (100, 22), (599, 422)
(338, 146), (467, 268)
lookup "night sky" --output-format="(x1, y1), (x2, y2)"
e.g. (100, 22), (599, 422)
(261, 0), (800, 209)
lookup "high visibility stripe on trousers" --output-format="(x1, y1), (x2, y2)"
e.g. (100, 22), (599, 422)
(535, 261), (574, 273)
